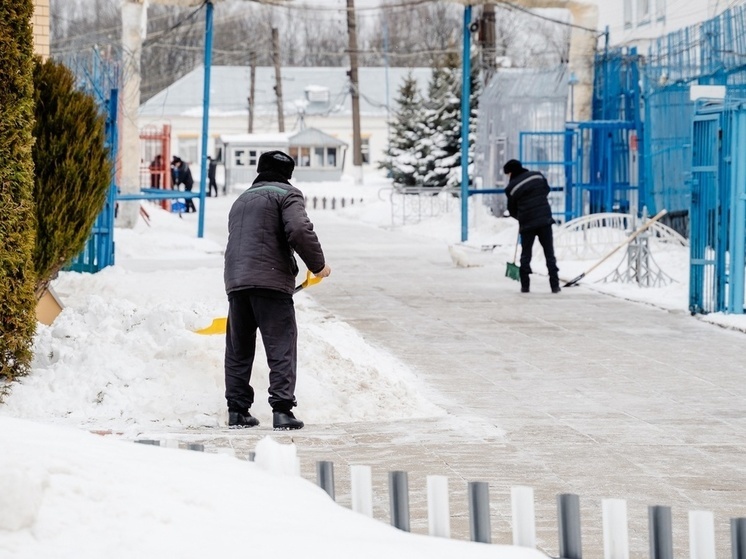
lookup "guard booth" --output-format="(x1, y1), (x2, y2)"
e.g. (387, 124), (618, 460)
(689, 97), (746, 314)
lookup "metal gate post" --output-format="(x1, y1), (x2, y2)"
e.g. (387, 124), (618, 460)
(728, 106), (746, 313)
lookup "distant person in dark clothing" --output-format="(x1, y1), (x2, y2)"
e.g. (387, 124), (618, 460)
(207, 156), (218, 197)
(149, 154), (163, 188)
(172, 156), (197, 213)
(504, 159), (560, 294)
(223, 150), (331, 430)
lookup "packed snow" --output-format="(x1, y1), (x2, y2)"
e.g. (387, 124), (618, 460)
(1, 171), (743, 558)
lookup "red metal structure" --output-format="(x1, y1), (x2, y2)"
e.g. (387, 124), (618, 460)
(139, 124), (172, 209)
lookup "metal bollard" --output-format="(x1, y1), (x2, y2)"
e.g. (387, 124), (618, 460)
(331, 198), (336, 210)
(389, 471), (410, 532)
(603, 499), (629, 559)
(649, 505), (674, 559)
(312, 196), (317, 209)
(350, 465), (373, 517)
(468, 481), (491, 544)
(322, 197), (327, 209)
(689, 510), (715, 559)
(316, 460), (335, 500)
(427, 475), (450, 538)
(512, 485), (536, 547)
(341, 198), (346, 208)
(558, 493), (582, 559)
(732, 518), (746, 559)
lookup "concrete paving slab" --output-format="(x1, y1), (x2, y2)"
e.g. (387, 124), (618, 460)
(173, 212), (746, 557)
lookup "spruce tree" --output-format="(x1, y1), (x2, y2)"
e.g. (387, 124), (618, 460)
(419, 60), (460, 189)
(418, 52), (481, 190)
(380, 73), (423, 188)
(0, 0), (38, 382)
(32, 58), (112, 299)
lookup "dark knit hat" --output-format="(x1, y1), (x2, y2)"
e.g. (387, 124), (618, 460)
(503, 159), (525, 175)
(257, 150), (295, 179)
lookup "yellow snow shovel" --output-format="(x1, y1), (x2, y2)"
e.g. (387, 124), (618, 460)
(194, 270), (324, 336)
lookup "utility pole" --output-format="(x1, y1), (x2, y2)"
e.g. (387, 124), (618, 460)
(248, 49), (256, 133)
(346, 0), (363, 184)
(271, 27), (285, 133)
(481, 4), (497, 86)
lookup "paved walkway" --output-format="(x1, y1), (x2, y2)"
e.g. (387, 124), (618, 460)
(188, 211), (746, 557)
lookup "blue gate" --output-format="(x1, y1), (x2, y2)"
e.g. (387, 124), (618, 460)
(690, 101), (746, 314)
(66, 49), (119, 273)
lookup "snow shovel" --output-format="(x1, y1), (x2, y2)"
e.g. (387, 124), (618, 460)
(194, 270), (324, 336)
(563, 209), (668, 288)
(505, 232), (520, 281)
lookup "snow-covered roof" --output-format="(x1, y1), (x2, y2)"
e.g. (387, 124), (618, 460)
(217, 128), (348, 148)
(218, 132), (291, 145)
(139, 66), (432, 119)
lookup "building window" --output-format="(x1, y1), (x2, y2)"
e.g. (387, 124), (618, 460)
(313, 147), (324, 167)
(248, 150), (258, 166)
(178, 137), (198, 166)
(298, 147), (310, 167)
(327, 147), (337, 167)
(234, 149), (246, 167)
(361, 138), (370, 164)
(624, 0), (633, 29)
(637, 0), (650, 25)
(656, 0), (665, 22)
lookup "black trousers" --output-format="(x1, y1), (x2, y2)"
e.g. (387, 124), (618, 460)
(224, 288), (298, 414)
(208, 178), (218, 197)
(520, 224), (559, 289)
(184, 185), (197, 213)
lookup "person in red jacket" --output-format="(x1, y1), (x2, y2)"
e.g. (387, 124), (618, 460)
(223, 151), (331, 430)
(504, 159), (560, 294)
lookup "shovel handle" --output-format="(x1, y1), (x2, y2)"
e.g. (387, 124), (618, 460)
(294, 269), (323, 293)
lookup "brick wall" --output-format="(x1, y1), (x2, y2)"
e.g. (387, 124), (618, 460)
(33, 0), (50, 60)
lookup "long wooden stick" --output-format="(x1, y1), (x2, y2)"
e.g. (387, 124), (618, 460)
(563, 209), (668, 287)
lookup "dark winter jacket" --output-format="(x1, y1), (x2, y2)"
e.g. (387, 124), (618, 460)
(224, 173), (326, 295)
(175, 162), (194, 190)
(505, 169), (554, 232)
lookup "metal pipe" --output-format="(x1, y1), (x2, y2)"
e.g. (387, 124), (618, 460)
(468, 481), (491, 543)
(316, 460), (335, 500)
(389, 471), (410, 532)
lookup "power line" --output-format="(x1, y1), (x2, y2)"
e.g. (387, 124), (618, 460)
(496, 1), (602, 34)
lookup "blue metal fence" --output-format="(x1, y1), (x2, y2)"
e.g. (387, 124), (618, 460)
(64, 48), (120, 273)
(582, 5), (746, 313)
(690, 101), (746, 314)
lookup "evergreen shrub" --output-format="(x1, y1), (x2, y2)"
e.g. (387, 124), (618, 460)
(0, 0), (39, 382)
(32, 58), (112, 299)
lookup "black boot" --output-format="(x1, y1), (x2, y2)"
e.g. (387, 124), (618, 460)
(228, 411), (259, 428)
(273, 410), (304, 430)
(550, 278), (561, 293)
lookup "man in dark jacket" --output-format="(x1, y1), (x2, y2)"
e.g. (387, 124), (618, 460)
(207, 155), (218, 197)
(172, 156), (197, 213)
(504, 159), (560, 294)
(223, 150), (331, 430)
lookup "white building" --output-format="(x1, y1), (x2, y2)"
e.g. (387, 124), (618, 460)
(138, 66), (431, 181)
(594, 0), (731, 48)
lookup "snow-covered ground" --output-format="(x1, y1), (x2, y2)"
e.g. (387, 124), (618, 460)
(1, 171), (743, 558)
